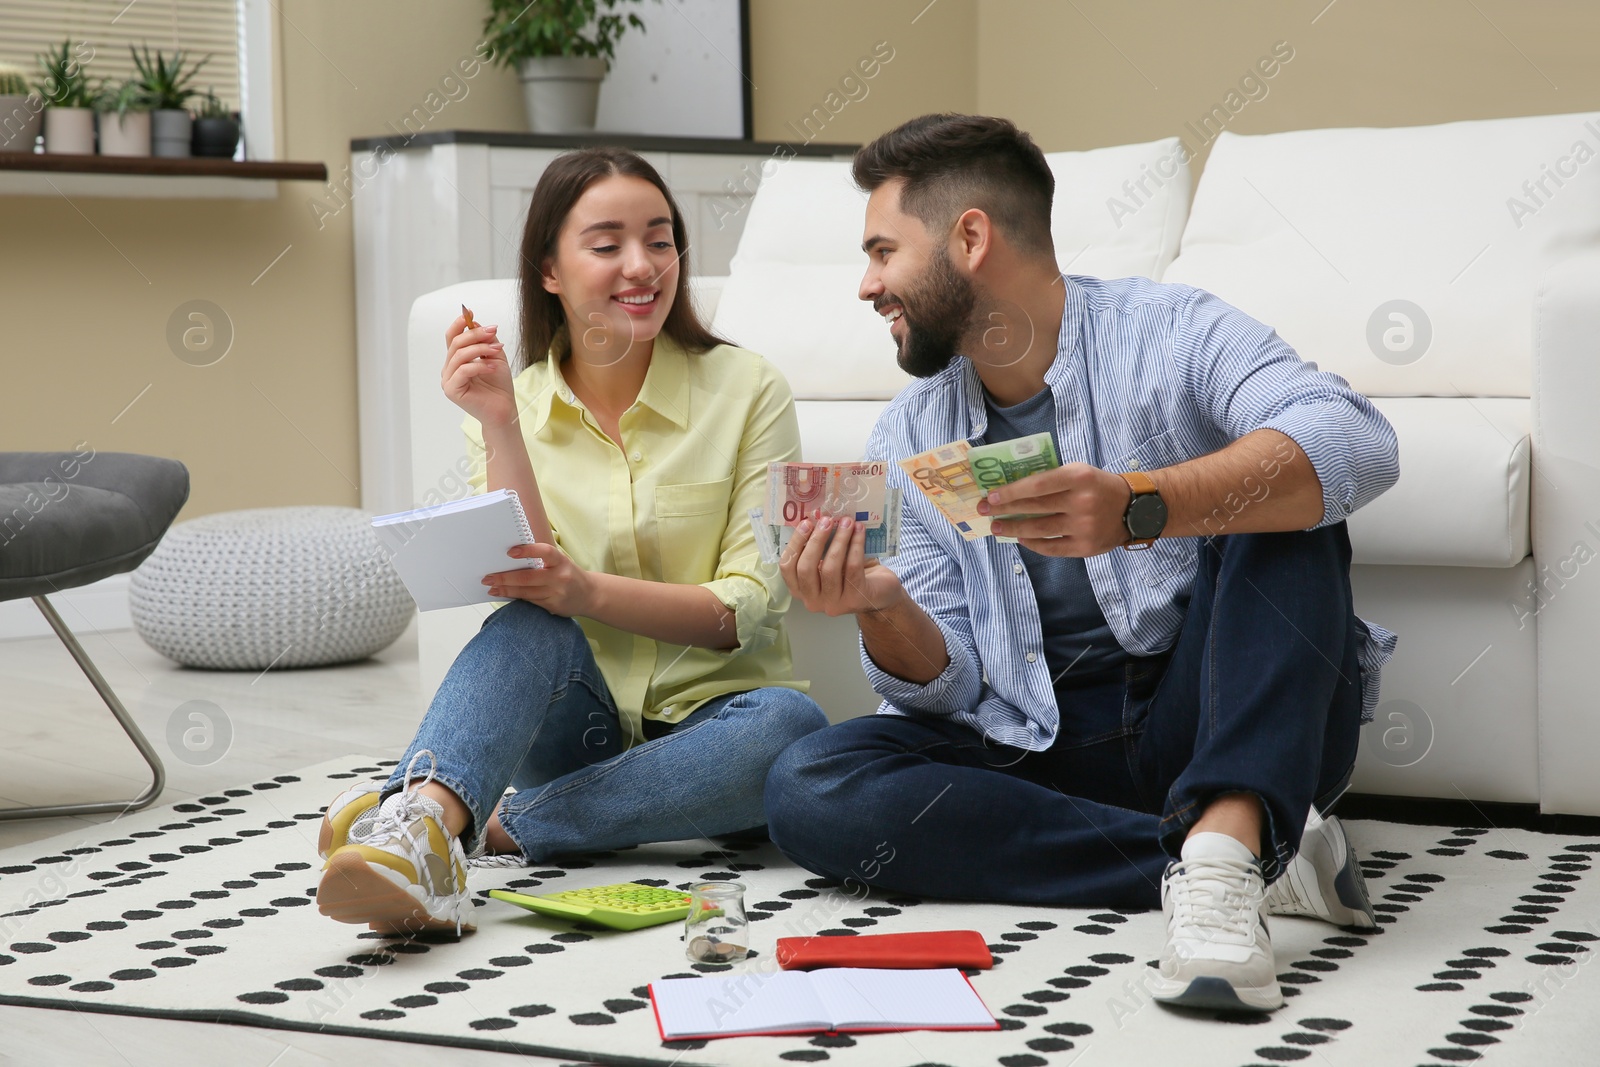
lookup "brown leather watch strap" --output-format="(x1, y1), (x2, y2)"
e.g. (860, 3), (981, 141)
(1121, 470), (1158, 497)
(1120, 470), (1160, 549)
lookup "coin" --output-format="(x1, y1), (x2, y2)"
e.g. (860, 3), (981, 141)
(688, 936), (748, 963)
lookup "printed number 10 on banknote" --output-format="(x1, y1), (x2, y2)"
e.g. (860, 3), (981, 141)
(768, 461), (888, 528)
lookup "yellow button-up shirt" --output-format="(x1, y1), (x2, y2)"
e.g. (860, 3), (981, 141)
(464, 330), (807, 741)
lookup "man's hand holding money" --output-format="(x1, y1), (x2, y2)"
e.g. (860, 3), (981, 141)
(778, 514), (906, 618)
(978, 462), (1136, 557)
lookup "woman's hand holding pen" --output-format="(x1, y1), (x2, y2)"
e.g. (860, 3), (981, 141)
(443, 305), (517, 428)
(484, 542), (597, 618)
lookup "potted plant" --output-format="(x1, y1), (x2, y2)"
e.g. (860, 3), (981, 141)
(482, 0), (655, 133)
(131, 44), (210, 158)
(0, 62), (44, 153)
(94, 78), (154, 157)
(190, 89), (240, 158)
(35, 40), (99, 155)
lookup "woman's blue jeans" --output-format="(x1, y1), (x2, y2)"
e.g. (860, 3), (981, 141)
(764, 523), (1367, 909)
(381, 600), (827, 860)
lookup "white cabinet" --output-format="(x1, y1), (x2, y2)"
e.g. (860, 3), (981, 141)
(352, 132), (853, 514)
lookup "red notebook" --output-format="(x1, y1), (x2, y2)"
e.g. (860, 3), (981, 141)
(776, 930), (994, 971)
(649, 966), (999, 1041)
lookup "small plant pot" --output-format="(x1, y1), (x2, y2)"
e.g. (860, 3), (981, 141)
(98, 110), (151, 157)
(151, 108), (192, 158)
(517, 56), (606, 133)
(43, 107), (95, 154)
(0, 94), (44, 153)
(191, 115), (240, 158)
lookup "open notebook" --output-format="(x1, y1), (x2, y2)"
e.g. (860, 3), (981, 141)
(648, 966), (998, 1040)
(371, 489), (541, 611)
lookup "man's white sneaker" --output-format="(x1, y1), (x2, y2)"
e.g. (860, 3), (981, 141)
(316, 750), (475, 936)
(1264, 810), (1378, 929)
(1147, 832), (1283, 1013)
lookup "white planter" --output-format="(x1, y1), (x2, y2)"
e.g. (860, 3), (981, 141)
(43, 107), (94, 154)
(151, 108), (192, 158)
(517, 56), (606, 133)
(97, 110), (151, 157)
(0, 94), (44, 153)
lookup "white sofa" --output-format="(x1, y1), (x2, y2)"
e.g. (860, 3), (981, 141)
(403, 113), (1600, 815)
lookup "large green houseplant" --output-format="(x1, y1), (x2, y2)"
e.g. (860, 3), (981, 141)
(481, 0), (655, 133)
(131, 45), (211, 158)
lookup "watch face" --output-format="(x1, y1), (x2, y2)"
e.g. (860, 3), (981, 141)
(1127, 493), (1168, 540)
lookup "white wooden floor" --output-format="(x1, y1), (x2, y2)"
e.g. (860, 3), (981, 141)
(0, 620), (580, 1066)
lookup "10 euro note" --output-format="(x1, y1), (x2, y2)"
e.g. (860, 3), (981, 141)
(766, 461), (889, 529)
(749, 487), (903, 565)
(899, 431), (1061, 541)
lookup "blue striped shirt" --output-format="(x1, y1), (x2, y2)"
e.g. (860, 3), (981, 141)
(862, 274), (1400, 750)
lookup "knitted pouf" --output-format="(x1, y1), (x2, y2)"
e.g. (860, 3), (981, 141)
(130, 506), (414, 670)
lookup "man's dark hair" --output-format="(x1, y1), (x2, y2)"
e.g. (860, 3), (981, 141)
(852, 114), (1056, 259)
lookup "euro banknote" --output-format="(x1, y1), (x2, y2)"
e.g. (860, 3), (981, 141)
(766, 461), (889, 529)
(899, 431), (1061, 540)
(750, 488), (903, 564)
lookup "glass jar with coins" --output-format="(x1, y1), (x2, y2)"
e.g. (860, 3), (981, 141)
(684, 881), (748, 964)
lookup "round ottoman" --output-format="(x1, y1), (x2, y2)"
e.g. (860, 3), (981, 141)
(130, 506), (414, 669)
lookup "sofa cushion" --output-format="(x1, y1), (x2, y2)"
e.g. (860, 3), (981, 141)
(1164, 112), (1600, 398)
(795, 400), (886, 463)
(1348, 397), (1529, 567)
(714, 140), (1191, 401)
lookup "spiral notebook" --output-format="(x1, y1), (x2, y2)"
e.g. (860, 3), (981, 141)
(371, 489), (541, 611)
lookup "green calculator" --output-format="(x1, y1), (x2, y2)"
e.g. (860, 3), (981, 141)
(488, 881), (693, 931)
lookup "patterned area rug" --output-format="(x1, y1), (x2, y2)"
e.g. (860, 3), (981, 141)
(1, 755), (1598, 1066)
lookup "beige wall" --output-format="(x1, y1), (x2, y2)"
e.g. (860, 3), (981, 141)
(977, 0), (1600, 167)
(750, 0), (976, 144)
(3, 0), (1595, 520)
(0, 1), (528, 518)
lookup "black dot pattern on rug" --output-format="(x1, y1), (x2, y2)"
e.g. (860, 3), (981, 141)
(777, 1052), (829, 1062)
(509, 1003), (554, 1017)
(810, 1033), (855, 1047)
(569, 1012), (614, 1025)
(423, 981), (469, 994)
(603, 998), (647, 1013)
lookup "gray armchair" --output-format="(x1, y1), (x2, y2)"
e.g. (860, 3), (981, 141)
(0, 451), (189, 820)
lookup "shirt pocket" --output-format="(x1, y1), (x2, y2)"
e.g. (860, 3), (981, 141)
(1109, 429), (1197, 588)
(654, 475), (734, 583)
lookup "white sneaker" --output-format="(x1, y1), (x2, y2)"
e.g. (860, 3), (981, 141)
(1265, 809), (1377, 929)
(316, 750), (475, 936)
(1147, 832), (1282, 1012)
(316, 782), (384, 860)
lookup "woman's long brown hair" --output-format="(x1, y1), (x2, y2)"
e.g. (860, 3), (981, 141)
(515, 147), (727, 368)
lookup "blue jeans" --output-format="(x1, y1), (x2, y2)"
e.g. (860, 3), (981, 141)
(382, 600), (827, 860)
(764, 524), (1366, 909)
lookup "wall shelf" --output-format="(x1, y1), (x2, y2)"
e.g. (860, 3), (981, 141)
(0, 152), (328, 199)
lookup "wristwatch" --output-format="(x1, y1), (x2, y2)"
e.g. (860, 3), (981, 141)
(1120, 470), (1167, 550)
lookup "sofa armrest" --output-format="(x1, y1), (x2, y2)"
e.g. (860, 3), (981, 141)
(1532, 252), (1600, 814)
(690, 275), (727, 323)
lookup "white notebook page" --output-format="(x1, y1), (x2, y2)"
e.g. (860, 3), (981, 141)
(652, 971), (830, 1037)
(810, 967), (995, 1030)
(371, 489), (539, 611)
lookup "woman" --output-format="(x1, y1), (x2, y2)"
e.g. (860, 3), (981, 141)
(314, 148), (827, 935)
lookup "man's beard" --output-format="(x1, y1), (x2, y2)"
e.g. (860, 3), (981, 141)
(883, 247), (977, 379)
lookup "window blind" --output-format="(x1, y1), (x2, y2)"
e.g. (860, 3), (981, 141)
(0, 0), (242, 111)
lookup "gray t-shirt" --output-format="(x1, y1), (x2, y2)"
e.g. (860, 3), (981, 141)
(983, 386), (1129, 684)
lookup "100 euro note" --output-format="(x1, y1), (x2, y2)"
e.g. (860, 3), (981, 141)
(899, 431), (1061, 541)
(750, 488), (903, 564)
